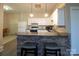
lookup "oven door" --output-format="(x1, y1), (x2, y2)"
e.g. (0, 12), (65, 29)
(30, 30), (37, 32)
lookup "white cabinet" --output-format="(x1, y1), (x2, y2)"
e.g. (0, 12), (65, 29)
(28, 18), (51, 25)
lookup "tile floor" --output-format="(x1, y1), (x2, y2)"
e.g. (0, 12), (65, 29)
(2, 35), (17, 56)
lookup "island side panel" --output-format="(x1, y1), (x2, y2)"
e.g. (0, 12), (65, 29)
(17, 35), (70, 56)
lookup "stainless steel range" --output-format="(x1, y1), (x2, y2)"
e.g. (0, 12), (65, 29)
(30, 23), (38, 32)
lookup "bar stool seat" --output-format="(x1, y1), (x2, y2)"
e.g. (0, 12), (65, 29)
(44, 42), (61, 56)
(22, 43), (36, 49)
(21, 41), (38, 56)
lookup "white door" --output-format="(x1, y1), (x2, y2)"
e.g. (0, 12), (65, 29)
(70, 7), (79, 55)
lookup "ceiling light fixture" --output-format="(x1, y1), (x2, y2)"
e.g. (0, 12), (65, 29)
(3, 5), (13, 11)
(45, 13), (48, 17)
(44, 4), (48, 17)
(29, 3), (34, 17)
(30, 13), (34, 17)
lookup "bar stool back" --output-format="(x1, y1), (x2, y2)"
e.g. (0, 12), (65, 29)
(44, 42), (61, 56)
(21, 41), (38, 56)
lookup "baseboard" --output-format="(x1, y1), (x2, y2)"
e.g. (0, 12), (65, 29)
(0, 46), (3, 52)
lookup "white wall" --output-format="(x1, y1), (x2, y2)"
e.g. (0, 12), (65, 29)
(50, 8), (65, 26)
(50, 9), (58, 25)
(5, 13), (19, 34)
(3, 13), (9, 28)
(4, 13), (28, 34)
(0, 4), (3, 52)
(64, 4), (71, 33)
(58, 8), (65, 26)
(18, 21), (27, 32)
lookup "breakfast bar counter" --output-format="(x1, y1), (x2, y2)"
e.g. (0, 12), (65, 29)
(17, 31), (68, 36)
(17, 30), (70, 56)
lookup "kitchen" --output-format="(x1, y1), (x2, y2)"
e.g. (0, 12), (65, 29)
(0, 0), (79, 59)
(2, 3), (70, 56)
(17, 3), (70, 56)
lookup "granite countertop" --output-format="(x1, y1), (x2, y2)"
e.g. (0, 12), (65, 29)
(17, 32), (68, 36)
(17, 30), (68, 36)
(17, 27), (68, 36)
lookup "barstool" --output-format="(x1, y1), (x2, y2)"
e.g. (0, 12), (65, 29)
(44, 42), (61, 56)
(21, 41), (38, 56)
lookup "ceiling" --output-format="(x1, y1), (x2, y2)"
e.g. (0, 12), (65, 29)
(3, 3), (64, 17)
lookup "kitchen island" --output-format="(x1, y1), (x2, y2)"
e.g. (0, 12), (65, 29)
(17, 29), (71, 56)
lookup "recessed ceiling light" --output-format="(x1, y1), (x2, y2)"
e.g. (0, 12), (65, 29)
(3, 5), (13, 11)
